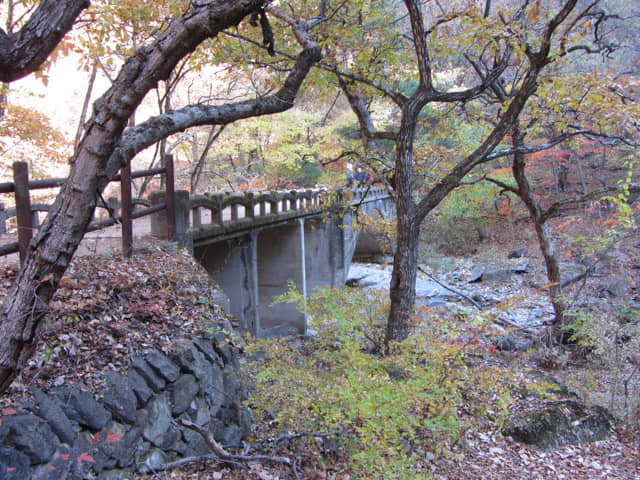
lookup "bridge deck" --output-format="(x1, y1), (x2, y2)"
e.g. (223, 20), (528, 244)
(186, 187), (390, 246)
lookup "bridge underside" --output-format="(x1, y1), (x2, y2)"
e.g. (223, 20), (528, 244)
(193, 215), (356, 336)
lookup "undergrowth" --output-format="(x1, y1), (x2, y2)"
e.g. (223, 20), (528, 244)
(242, 285), (514, 479)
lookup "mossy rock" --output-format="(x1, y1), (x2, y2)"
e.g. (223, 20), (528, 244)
(501, 400), (615, 451)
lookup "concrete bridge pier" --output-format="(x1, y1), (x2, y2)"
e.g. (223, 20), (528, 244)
(194, 233), (260, 334)
(193, 213), (356, 337)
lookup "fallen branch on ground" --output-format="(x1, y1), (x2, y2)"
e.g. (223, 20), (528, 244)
(418, 266), (483, 311)
(179, 419), (293, 467)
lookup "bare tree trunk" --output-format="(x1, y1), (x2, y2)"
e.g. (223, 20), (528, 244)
(75, 60), (98, 151)
(0, 0), (268, 393)
(511, 126), (566, 343)
(191, 125), (225, 193)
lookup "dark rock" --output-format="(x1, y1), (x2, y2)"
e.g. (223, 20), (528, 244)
(170, 340), (212, 382)
(32, 448), (72, 480)
(97, 471), (131, 480)
(137, 450), (171, 475)
(220, 425), (242, 447)
(31, 387), (77, 445)
(502, 400), (614, 451)
(483, 269), (514, 282)
(186, 397), (211, 427)
(131, 356), (166, 393)
(115, 424), (145, 469)
(512, 259), (529, 274)
(214, 405), (248, 444)
(141, 394), (180, 450)
(0, 446), (30, 479)
(171, 374), (198, 416)
(50, 387), (111, 431)
(192, 337), (223, 367)
(68, 433), (95, 480)
(508, 248), (528, 259)
(0, 413), (59, 464)
(181, 424), (211, 457)
(143, 350), (180, 383)
(127, 369), (153, 406)
(222, 365), (245, 408)
(90, 422), (129, 471)
(468, 263), (485, 283)
(102, 373), (137, 424)
(201, 364), (225, 416)
(209, 329), (238, 366)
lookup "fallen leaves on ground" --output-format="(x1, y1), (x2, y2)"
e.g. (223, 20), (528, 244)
(0, 241), (230, 398)
(0, 242), (638, 480)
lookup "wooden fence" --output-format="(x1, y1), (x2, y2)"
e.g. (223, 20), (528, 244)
(0, 155), (176, 263)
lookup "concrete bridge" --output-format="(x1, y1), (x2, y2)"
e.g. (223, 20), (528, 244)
(153, 187), (395, 337)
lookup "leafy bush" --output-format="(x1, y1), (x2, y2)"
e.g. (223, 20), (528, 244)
(243, 285), (513, 478)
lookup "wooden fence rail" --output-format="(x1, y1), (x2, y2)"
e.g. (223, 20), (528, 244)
(0, 155), (176, 263)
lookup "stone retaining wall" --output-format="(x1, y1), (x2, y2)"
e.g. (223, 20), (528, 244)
(0, 327), (250, 479)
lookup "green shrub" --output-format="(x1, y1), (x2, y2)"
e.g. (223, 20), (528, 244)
(243, 285), (513, 478)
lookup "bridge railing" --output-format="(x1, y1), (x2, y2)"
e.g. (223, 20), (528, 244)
(0, 156), (176, 262)
(185, 186), (389, 231)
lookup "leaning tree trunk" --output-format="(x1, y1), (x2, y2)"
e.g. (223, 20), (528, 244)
(511, 127), (566, 343)
(0, 0), (268, 394)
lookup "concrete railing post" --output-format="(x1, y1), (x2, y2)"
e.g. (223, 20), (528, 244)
(150, 190), (189, 243)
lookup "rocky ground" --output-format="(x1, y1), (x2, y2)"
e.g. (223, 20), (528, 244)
(0, 224), (639, 479)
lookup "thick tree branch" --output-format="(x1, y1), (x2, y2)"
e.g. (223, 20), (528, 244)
(0, 0), (90, 82)
(403, 0), (433, 91)
(110, 42), (321, 169)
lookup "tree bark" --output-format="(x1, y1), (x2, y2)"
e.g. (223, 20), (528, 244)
(510, 126), (566, 342)
(0, 0), (270, 394)
(0, 0), (90, 82)
(385, 109), (420, 347)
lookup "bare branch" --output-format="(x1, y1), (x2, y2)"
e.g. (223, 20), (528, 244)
(541, 183), (640, 222)
(180, 419), (292, 466)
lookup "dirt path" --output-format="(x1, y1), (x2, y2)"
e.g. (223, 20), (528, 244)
(0, 216), (155, 268)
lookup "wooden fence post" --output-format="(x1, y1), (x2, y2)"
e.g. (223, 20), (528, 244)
(0, 202), (6, 235)
(13, 161), (32, 264)
(165, 154), (176, 241)
(120, 163), (133, 257)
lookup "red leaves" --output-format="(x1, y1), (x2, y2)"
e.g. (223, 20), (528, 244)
(76, 452), (95, 463)
(106, 428), (122, 443)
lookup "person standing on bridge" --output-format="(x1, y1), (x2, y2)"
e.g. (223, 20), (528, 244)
(346, 163), (354, 187)
(355, 167), (365, 187)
